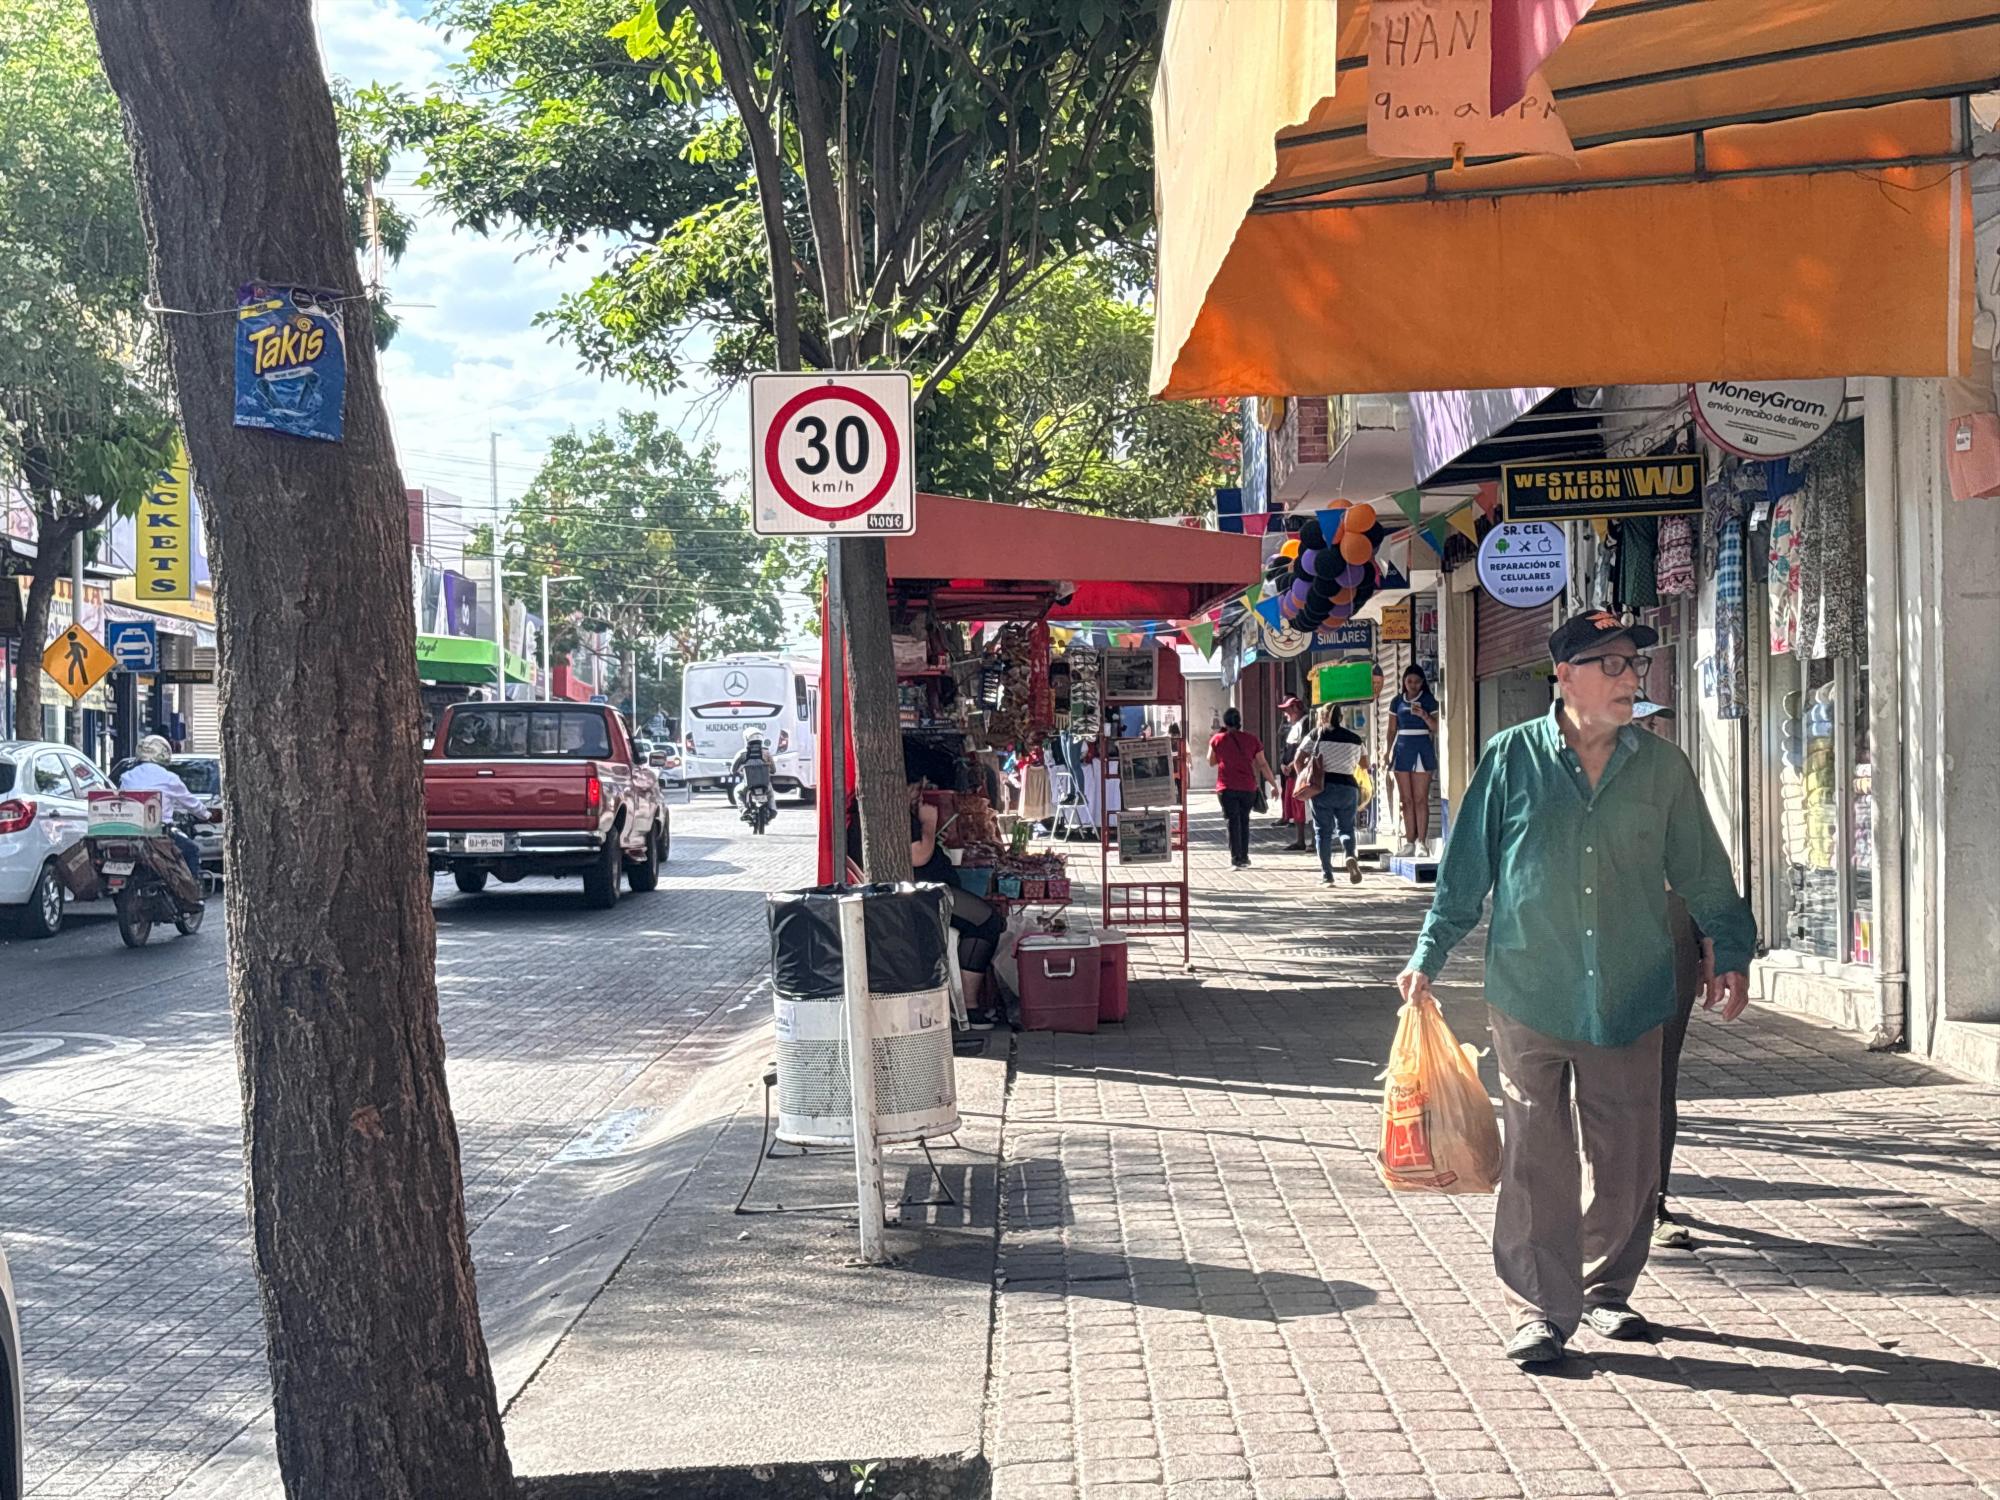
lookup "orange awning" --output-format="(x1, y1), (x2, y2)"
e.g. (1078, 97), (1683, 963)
(1152, 1), (2000, 398)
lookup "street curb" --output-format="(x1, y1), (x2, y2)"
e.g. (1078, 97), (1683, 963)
(516, 1450), (990, 1500)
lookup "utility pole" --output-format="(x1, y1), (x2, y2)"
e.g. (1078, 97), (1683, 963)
(490, 431), (505, 702)
(826, 537), (845, 873)
(70, 532), (86, 752)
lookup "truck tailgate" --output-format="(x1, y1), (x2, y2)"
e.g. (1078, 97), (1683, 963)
(424, 761), (594, 829)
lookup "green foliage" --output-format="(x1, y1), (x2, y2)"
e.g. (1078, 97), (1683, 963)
(398, 0), (1159, 418)
(508, 410), (785, 684)
(0, 0), (175, 529)
(332, 81), (420, 348)
(918, 256), (1237, 520)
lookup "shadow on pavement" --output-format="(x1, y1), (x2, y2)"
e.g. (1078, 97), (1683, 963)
(1568, 1322), (2000, 1408)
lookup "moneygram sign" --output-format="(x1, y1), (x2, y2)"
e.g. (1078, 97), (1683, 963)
(1502, 454), (1706, 524)
(1691, 378), (1845, 458)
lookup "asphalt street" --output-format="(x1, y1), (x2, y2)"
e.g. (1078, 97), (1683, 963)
(0, 794), (817, 1500)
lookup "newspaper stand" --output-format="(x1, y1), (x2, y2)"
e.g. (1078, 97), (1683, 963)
(1096, 645), (1192, 968)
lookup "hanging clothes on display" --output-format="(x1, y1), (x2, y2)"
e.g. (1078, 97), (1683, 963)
(1795, 424), (1865, 661)
(1617, 516), (1660, 609)
(1589, 524), (1618, 609)
(1016, 756), (1054, 823)
(1714, 520), (1748, 720)
(1767, 486), (1804, 655)
(1656, 515), (1696, 597)
(1704, 462), (1749, 720)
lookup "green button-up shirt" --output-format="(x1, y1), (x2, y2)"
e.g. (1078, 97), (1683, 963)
(1412, 708), (1756, 1048)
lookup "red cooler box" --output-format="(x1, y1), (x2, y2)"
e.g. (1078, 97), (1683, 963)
(1017, 932), (1100, 1033)
(1096, 928), (1130, 1022)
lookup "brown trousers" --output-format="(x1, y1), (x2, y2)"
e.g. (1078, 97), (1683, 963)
(1488, 1008), (1665, 1339)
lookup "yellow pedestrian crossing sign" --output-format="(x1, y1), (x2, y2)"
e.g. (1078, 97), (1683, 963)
(43, 624), (117, 702)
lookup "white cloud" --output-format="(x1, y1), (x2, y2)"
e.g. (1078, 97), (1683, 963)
(313, 0), (750, 519)
(314, 0), (456, 93)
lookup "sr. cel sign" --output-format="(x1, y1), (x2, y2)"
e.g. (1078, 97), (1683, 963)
(751, 372), (915, 536)
(1477, 522), (1568, 608)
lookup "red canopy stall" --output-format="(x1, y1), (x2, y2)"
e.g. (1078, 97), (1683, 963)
(882, 493), (1262, 623)
(815, 496), (1259, 978)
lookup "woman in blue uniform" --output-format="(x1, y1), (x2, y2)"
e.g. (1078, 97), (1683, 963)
(1389, 665), (1439, 857)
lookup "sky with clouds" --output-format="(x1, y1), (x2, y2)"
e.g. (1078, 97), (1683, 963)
(313, 0), (749, 536)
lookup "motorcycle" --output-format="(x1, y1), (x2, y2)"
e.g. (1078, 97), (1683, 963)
(737, 774), (776, 835)
(86, 812), (208, 948)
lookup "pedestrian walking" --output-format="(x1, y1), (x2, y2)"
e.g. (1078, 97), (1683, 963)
(1652, 890), (1708, 1249)
(1292, 704), (1368, 886)
(1277, 696), (1312, 849)
(1396, 610), (1756, 1366)
(1634, 700), (1709, 1252)
(1389, 666), (1439, 857)
(1207, 708), (1276, 869)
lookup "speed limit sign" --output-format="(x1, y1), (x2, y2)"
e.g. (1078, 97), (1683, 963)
(750, 372), (915, 536)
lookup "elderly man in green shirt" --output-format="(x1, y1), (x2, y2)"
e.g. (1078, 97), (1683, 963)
(1399, 610), (1756, 1367)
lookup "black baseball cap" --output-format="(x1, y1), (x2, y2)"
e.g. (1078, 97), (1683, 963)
(1548, 609), (1659, 665)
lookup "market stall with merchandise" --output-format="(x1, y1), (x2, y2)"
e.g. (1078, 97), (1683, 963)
(814, 493), (1255, 1026)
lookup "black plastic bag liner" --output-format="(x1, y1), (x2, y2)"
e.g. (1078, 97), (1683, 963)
(768, 882), (951, 1000)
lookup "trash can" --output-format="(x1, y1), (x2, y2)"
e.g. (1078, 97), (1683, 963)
(767, 883), (960, 1146)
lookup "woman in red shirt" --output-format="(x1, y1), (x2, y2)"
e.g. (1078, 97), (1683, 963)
(1206, 708), (1277, 869)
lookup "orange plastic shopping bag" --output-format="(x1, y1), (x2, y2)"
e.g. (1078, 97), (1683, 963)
(1375, 997), (1501, 1194)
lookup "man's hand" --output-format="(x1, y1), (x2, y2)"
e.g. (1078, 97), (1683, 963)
(1703, 969), (1750, 1021)
(1398, 967), (1437, 1010)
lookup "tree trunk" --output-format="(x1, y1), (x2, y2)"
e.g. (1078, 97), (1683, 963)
(11, 549), (60, 742)
(839, 540), (914, 883)
(81, 4), (513, 1497)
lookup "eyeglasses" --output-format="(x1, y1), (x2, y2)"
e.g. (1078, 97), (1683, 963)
(1572, 653), (1652, 679)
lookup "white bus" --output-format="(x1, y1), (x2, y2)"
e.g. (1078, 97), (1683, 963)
(679, 651), (820, 800)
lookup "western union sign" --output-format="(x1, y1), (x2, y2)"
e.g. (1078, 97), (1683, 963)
(1502, 454), (1706, 524)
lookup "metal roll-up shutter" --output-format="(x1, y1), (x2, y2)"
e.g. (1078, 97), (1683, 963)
(1476, 593), (1553, 679)
(190, 647), (221, 752)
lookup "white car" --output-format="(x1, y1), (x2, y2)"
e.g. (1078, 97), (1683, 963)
(0, 739), (114, 939)
(0, 1246), (17, 1500)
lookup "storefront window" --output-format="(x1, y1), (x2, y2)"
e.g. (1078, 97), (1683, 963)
(1775, 655), (1840, 958)
(1850, 663), (1873, 966)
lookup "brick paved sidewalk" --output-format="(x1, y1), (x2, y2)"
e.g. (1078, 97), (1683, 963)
(989, 809), (2000, 1500)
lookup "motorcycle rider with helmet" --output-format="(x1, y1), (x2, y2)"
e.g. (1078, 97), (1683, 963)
(731, 733), (776, 826)
(117, 735), (210, 900)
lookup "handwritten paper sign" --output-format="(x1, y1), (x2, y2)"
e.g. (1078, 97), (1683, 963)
(1367, 0), (1573, 162)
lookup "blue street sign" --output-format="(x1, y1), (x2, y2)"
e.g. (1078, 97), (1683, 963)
(588, 693), (608, 704)
(105, 621), (159, 672)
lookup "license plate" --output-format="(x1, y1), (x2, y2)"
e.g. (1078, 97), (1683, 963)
(463, 834), (505, 854)
(102, 861), (135, 877)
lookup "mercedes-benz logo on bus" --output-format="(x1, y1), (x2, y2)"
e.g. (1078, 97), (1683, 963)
(724, 671), (749, 696)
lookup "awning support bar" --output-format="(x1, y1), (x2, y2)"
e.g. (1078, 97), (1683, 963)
(1252, 148), (1972, 217)
(1258, 78), (1997, 206)
(1301, 13), (2000, 145)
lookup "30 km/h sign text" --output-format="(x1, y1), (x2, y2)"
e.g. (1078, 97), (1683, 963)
(750, 373), (915, 537)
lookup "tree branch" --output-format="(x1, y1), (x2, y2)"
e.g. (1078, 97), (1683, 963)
(688, 0), (803, 372)
(781, 3), (857, 365)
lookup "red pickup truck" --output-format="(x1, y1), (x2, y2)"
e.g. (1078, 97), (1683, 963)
(424, 701), (667, 908)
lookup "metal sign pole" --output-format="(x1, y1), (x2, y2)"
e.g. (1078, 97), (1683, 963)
(826, 536), (846, 879)
(837, 893), (888, 1264)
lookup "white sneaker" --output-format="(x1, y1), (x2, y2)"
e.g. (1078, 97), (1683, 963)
(1395, 840), (1416, 859)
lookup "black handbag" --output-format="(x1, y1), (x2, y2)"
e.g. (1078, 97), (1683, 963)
(1251, 784), (1269, 815)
